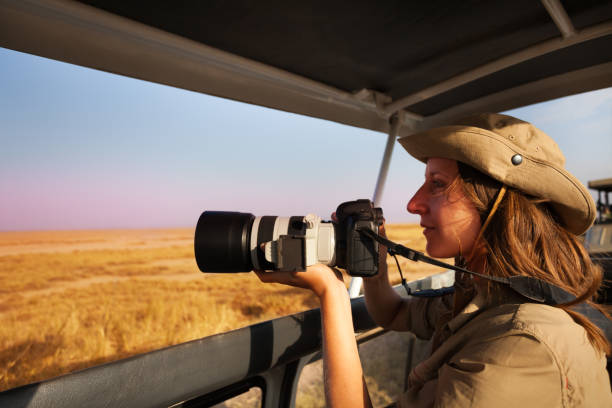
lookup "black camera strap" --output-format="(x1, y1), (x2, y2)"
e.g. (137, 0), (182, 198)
(358, 228), (577, 305)
(358, 228), (612, 345)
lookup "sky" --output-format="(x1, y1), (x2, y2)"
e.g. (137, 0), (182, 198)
(1, 47), (611, 231)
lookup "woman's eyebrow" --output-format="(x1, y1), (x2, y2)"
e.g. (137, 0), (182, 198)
(426, 170), (449, 178)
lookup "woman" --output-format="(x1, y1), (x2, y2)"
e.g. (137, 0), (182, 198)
(257, 113), (611, 407)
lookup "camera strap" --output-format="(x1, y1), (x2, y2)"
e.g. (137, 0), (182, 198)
(357, 228), (576, 306)
(358, 228), (612, 345)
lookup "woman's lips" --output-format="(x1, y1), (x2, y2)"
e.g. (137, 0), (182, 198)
(421, 224), (435, 236)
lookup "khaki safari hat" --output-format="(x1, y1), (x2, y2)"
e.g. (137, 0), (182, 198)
(398, 113), (596, 235)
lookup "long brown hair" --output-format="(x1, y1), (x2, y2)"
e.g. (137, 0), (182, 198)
(457, 162), (611, 356)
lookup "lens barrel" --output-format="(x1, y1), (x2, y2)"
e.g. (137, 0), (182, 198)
(194, 211), (255, 272)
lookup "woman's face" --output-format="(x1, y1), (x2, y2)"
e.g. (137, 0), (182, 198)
(407, 158), (481, 259)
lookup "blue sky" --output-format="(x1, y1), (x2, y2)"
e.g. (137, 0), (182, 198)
(1, 47), (611, 231)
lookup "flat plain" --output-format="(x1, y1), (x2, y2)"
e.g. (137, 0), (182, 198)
(0, 224), (440, 395)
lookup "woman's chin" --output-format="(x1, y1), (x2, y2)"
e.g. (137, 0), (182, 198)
(425, 243), (457, 259)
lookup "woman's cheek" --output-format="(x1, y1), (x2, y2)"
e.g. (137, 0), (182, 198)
(428, 227), (462, 258)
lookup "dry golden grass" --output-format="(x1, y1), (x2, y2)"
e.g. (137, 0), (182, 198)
(0, 224), (437, 393)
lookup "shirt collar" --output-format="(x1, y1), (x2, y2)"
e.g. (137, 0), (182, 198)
(447, 291), (487, 333)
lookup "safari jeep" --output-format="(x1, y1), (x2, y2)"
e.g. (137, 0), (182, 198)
(586, 178), (612, 304)
(1, 1), (611, 407)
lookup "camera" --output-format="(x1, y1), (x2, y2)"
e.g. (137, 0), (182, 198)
(194, 199), (384, 276)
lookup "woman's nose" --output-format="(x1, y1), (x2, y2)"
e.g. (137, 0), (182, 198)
(407, 186), (427, 215)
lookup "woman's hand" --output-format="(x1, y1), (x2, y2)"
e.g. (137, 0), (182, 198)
(334, 210), (388, 280)
(255, 264), (346, 299)
(375, 219), (388, 278)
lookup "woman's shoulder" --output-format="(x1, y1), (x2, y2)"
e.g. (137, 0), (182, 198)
(466, 302), (601, 362)
(467, 302), (588, 337)
(455, 302), (611, 407)
(479, 302), (602, 351)
(512, 302), (582, 330)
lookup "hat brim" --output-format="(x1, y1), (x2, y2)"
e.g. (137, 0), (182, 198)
(398, 125), (596, 235)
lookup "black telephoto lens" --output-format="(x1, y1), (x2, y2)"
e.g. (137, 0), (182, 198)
(194, 211), (255, 272)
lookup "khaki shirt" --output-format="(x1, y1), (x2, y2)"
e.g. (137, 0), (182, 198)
(398, 294), (612, 407)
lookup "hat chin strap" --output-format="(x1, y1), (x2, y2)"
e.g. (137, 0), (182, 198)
(466, 185), (507, 263)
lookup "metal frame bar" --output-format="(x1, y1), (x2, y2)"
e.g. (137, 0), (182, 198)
(0, 0), (374, 112)
(383, 19), (612, 115)
(0, 294), (377, 408)
(348, 114), (401, 298)
(599, 191), (604, 223)
(418, 62), (612, 131)
(1, 274), (451, 408)
(1, 0), (608, 136)
(541, 0), (576, 38)
(0, 0), (405, 134)
(372, 115), (401, 207)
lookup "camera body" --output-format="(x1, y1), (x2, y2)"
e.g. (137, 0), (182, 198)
(194, 199), (384, 277)
(334, 199), (384, 276)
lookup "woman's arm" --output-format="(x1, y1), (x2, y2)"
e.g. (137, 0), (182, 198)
(362, 226), (449, 336)
(256, 265), (372, 408)
(320, 278), (372, 407)
(362, 225), (414, 331)
(363, 264), (412, 331)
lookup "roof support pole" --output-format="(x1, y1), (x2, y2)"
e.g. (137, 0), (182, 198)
(372, 114), (400, 207)
(541, 0), (576, 38)
(348, 114), (400, 298)
(597, 190), (602, 223)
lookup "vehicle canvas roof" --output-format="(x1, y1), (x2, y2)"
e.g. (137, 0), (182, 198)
(1, 0), (611, 136)
(589, 178), (612, 192)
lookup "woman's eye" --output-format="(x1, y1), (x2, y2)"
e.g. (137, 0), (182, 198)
(432, 180), (445, 188)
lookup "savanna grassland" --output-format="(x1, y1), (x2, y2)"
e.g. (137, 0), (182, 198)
(0, 225), (439, 397)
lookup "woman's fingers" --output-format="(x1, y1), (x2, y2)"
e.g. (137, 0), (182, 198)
(254, 264), (345, 298)
(378, 217), (387, 237)
(254, 269), (312, 289)
(255, 270), (294, 285)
